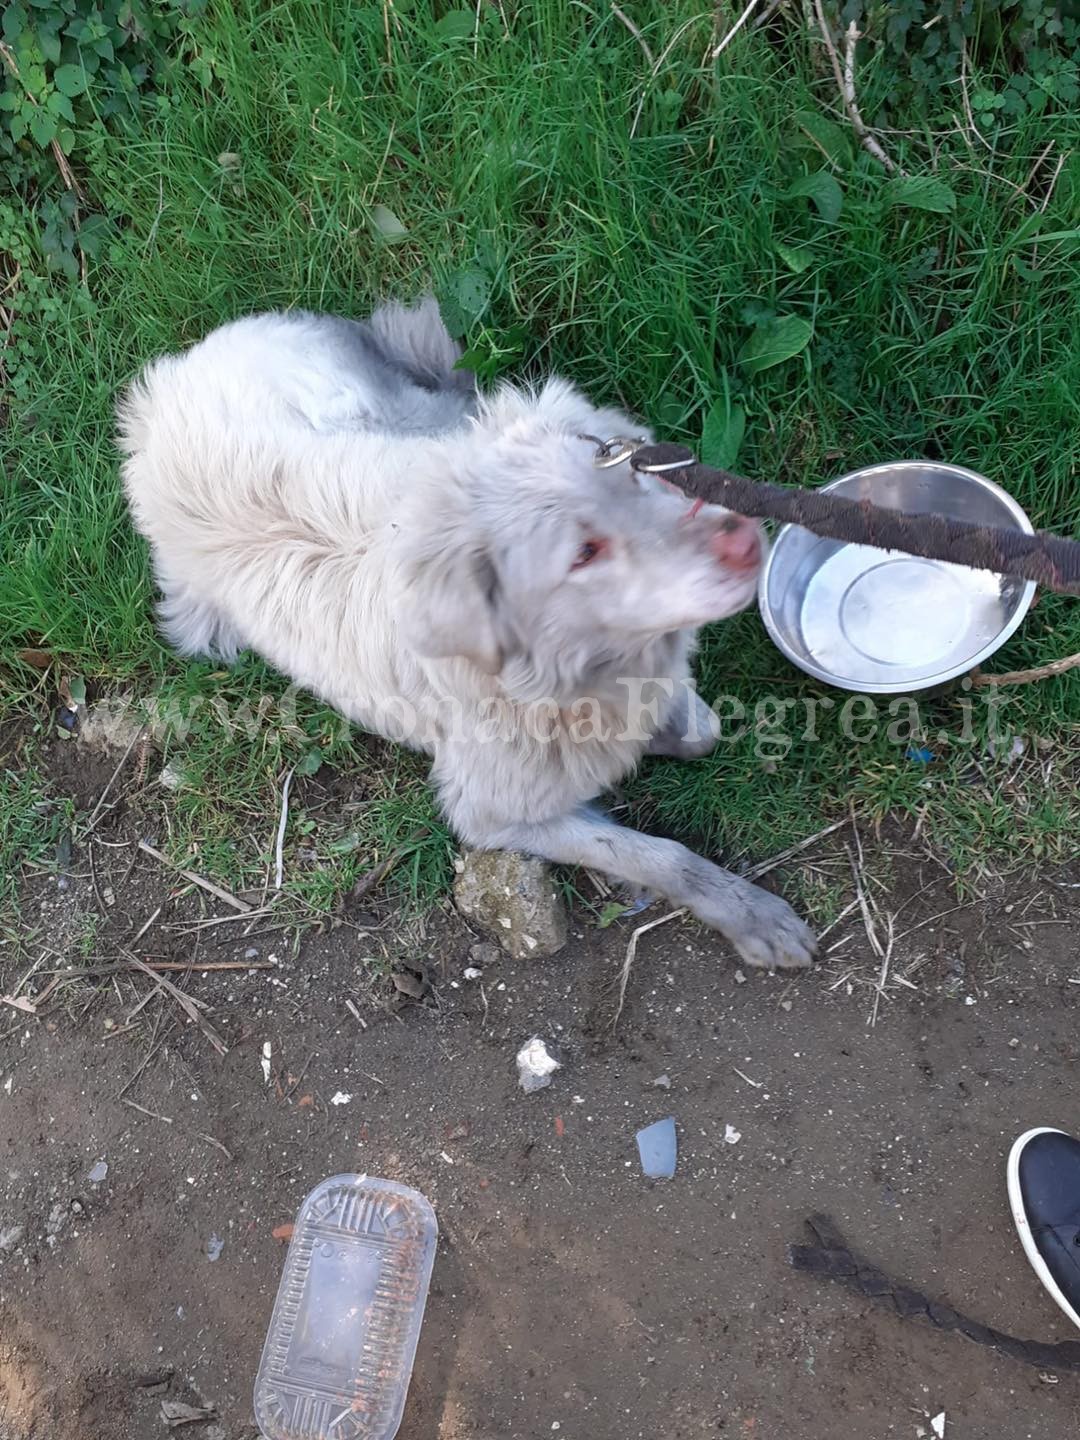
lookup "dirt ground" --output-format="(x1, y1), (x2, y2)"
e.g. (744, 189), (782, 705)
(2, 736), (1080, 1440)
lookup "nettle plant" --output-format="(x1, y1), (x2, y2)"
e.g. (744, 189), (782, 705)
(836, 0), (1080, 130)
(0, 0), (210, 276)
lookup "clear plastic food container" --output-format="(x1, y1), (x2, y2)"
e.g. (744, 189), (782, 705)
(254, 1174), (437, 1440)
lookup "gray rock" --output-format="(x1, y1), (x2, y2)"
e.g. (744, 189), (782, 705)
(160, 1399), (215, 1428)
(516, 1036), (561, 1093)
(0, 1224), (25, 1252)
(158, 763), (185, 791)
(468, 941), (504, 970)
(45, 1201), (69, 1237)
(453, 851), (568, 959)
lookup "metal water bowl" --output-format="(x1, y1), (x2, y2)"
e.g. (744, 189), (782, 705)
(758, 461), (1036, 693)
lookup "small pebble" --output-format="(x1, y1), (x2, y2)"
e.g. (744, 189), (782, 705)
(734, 970), (746, 985)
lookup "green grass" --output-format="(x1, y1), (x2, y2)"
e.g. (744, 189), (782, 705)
(0, 740), (74, 911)
(2, 1), (1079, 909)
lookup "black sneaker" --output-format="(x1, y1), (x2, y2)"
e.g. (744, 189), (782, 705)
(1007, 1127), (1080, 1333)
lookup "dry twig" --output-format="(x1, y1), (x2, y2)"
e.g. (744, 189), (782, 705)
(122, 1098), (173, 1124)
(169, 907), (275, 932)
(126, 953), (229, 1056)
(958, 39), (993, 154)
(741, 817), (849, 881)
(0, 39), (87, 200)
(612, 909), (685, 1029)
(137, 840), (251, 913)
(630, 14), (702, 138)
(125, 982), (164, 1025)
(274, 766), (295, 891)
(349, 828), (430, 901)
(282, 1051), (315, 1102)
(128, 904), (164, 949)
(868, 911), (896, 1028)
(611, 3), (655, 65)
(711, 0), (764, 60)
(196, 1130), (234, 1161)
(45, 959), (274, 978)
(844, 833), (898, 1026)
(812, 2), (899, 174)
(816, 896), (860, 942)
(971, 651), (1080, 687)
(85, 723), (148, 830)
(1, 992), (41, 1016)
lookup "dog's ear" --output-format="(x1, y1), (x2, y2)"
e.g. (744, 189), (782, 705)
(396, 533), (508, 674)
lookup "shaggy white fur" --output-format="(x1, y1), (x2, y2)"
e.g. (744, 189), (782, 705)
(118, 298), (816, 969)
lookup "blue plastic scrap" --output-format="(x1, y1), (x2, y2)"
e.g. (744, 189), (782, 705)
(636, 1116), (677, 1179)
(905, 745), (935, 764)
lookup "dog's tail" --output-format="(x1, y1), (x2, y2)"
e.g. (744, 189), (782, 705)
(117, 361), (248, 662)
(368, 295), (475, 394)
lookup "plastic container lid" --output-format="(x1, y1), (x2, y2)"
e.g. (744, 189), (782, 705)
(254, 1174), (437, 1440)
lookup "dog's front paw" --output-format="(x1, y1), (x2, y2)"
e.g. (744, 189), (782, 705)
(725, 886), (817, 971)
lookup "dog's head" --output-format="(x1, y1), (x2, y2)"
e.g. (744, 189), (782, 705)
(395, 380), (764, 700)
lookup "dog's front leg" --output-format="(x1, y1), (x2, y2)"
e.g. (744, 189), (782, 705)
(489, 807), (816, 971)
(647, 684), (720, 760)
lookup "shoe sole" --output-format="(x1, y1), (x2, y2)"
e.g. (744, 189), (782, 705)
(1007, 1127), (1080, 1334)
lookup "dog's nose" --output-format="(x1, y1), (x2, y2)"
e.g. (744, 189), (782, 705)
(709, 515), (762, 573)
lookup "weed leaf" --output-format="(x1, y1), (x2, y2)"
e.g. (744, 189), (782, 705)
(738, 316), (813, 375)
(785, 171), (843, 223)
(435, 10), (474, 39)
(883, 175), (957, 214)
(701, 400), (746, 469)
(792, 109), (851, 164)
(774, 241), (813, 274)
(295, 746), (324, 777)
(52, 64), (88, 98)
(369, 204), (408, 242)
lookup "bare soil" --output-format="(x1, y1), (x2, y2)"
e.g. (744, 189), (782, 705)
(2, 737), (1080, 1440)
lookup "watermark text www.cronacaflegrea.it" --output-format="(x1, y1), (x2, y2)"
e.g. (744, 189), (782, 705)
(81, 676), (1021, 763)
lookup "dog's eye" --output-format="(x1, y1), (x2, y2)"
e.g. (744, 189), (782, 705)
(572, 538), (608, 570)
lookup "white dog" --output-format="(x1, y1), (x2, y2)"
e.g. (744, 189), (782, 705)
(118, 298), (815, 970)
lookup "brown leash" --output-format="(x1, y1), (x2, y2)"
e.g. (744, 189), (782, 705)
(790, 1214), (1080, 1374)
(624, 443), (1080, 597)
